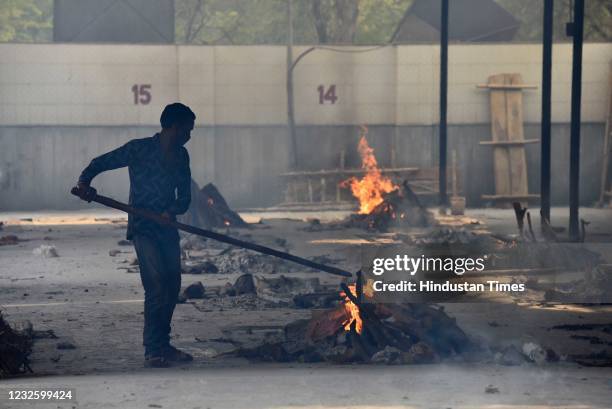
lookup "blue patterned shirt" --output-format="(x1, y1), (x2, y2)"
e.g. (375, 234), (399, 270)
(78, 134), (191, 240)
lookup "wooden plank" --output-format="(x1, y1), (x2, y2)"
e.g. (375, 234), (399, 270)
(506, 73), (530, 203)
(477, 84), (537, 89)
(479, 139), (539, 146)
(481, 73), (533, 206)
(488, 74), (512, 199)
(481, 194), (540, 200)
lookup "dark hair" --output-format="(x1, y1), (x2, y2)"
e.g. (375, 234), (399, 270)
(160, 103), (196, 129)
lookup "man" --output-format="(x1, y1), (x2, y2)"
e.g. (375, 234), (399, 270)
(75, 103), (195, 368)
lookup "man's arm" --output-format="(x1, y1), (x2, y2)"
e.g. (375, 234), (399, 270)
(165, 149), (191, 216)
(75, 141), (134, 201)
(78, 141), (134, 186)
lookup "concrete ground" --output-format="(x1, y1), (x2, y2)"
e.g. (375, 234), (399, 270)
(1, 207), (611, 408)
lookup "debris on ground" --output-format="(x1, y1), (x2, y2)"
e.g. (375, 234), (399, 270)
(117, 239), (131, 246)
(543, 264), (612, 303)
(31, 329), (58, 339)
(0, 235), (20, 246)
(180, 240), (298, 276)
(485, 385), (500, 394)
(254, 275), (322, 303)
(33, 245), (59, 258)
(56, 341), (77, 350)
(225, 274), (257, 296)
(568, 351), (612, 367)
(118, 267), (139, 274)
(522, 342), (547, 365)
(495, 345), (526, 366)
(180, 234), (208, 251)
(293, 292), (340, 309)
(108, 249), (121, 257)
(181, 282), (206, 300)
(299, 218), (346, 233)
(405, 227), (487, 246)
(182, 260), (218, 274)
(0, 314), (33, 377)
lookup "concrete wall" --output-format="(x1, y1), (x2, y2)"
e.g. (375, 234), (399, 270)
(0, 43), (610, 210)
(1, 43), (610, 126)
(0, 123), (605, 210)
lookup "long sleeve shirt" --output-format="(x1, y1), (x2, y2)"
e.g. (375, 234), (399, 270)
(78, 133), (191, 241)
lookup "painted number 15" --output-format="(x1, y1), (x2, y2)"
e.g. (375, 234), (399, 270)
(131, 84), (152, 105)
(318, 85), (338, 104)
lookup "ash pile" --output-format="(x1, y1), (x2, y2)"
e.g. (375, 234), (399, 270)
(181, 273), (342, 309)
(235, 283), (472, 364)
(343, 181), (435, 231)
(541, 264), (612, 303)
(181, 239), (304, 276)
(179, 180), (248, 229)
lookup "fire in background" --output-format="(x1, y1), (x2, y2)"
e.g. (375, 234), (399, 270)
(340, 127), (398, 215)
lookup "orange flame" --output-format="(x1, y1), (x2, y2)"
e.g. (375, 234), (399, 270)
(340, 284), (362, 334)
(341, 129), (398, 214)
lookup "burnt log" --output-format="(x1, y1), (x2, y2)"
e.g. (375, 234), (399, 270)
(305, 307), (349, 342)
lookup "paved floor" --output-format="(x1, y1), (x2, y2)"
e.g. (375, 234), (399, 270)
(1, 207), (611, 408)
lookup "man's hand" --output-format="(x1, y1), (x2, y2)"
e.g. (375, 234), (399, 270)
(74, 183), (97, 202)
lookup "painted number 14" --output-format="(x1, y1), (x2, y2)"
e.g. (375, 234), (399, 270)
(318, 85), (338, 104)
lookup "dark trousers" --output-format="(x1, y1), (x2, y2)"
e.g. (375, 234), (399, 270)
(132, 234), (181, 357)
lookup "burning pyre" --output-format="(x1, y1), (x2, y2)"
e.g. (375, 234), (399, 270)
(340, 130), (398, 215)
(237, 275), (471, 364)
(340, 129), (434, 231)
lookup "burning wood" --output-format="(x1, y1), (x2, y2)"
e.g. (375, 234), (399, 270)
(340, 284), (362, 333)
(340, 130), (434, 231)
(344, 181), (435, 231)
(236, 283), (471, 364)
(340, 129), (398, 214)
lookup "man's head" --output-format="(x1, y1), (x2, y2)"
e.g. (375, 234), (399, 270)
(160, 103), (196, 147)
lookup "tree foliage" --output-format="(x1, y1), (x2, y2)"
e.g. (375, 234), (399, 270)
(175, 0), (611, 45)
(0, 0), (609, 44)
(175, 0), (411, 45)
(0, 0), (52, 42)
(498, 0), (611, 42)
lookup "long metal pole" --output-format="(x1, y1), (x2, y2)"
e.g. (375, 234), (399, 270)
(71, 188), (352, 278)
(540, 0), (554, 223)
(286, 0), (298, 170)
(569, 0), (584, 241)
(439, 0), (449, 207)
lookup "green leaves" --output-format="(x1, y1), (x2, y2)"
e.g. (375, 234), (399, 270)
(0, 0), (608, 45)
(0, 0), (52, 42)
